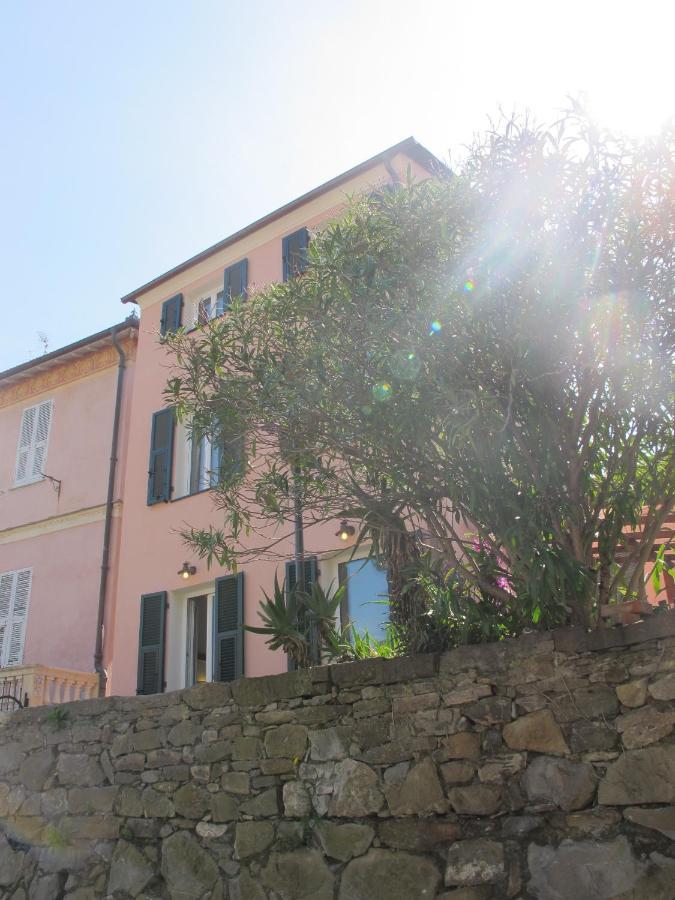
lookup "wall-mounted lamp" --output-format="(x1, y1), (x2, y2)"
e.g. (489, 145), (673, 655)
(336, 520), (356, 542)
(178, 561), (197, 580)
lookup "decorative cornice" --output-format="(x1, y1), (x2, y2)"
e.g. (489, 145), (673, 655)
(0, 501), (122, 545)
(0, 339), (136, 410)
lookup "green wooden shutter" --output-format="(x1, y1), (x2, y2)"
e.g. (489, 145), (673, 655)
(285, 557), (318, 670)
(137, 592), (166, 694)
(223, 259), (249, 309)
(147, 409), (174, 504)
(160, 293), (183, 336)
(285, 556), (318, 593)
(282, 228), (309, 281)
(213, 573), (244, 682)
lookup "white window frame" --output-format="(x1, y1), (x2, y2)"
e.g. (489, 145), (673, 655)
(190, 289), (226, 329)
(14, 399), (53, 486)
(0, 568), (32, 668)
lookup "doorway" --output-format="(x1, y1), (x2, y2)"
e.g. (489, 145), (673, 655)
(186, 595), (208, 686)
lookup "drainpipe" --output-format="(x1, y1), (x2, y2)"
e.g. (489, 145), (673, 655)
(94, 322), (128, 696)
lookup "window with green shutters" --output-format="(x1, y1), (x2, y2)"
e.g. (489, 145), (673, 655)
(160, 293), (183, 336)
(147, 409), (175, 504)
(282, 228), (309, 281)
(223, 259), (248, 309)
(137, 592), (166, 694)
(213, 574), (244, 682)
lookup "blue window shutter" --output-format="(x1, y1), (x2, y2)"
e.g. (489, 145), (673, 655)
(282, 228), (309, 281)
(137, 592), (166, 694)
(160, 293), (183, 336)
(147, 409), (174, 504)
(223, 259), (249, 310)
(213, 573), (244, 682)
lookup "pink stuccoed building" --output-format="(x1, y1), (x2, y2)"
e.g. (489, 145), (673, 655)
(0, 319), (138, 707)
(109, 139), (441, 697)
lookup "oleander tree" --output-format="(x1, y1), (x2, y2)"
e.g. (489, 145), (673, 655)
(165, 105), (674, 638)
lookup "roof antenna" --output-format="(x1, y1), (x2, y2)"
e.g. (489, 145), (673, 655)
(37, 331), (49, 355)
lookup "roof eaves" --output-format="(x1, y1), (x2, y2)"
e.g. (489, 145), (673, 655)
(0, 317), (139, 384)
(120, 136), (447, 305)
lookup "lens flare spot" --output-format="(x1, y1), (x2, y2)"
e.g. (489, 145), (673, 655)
(430, 320), (442, 334)
(372, 382), (392, 402)
(464, 279), (475, 293)
(391, 350), (422, 381)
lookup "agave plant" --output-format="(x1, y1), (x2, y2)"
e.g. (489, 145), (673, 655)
(303, 580), (345, 645)
(243, 575), (310, 667)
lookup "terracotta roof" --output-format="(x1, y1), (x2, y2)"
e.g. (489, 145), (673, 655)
(0, 317), (139, 386)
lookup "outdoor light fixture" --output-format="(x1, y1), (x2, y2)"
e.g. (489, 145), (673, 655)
(178, 562), (196, 580)
(336, 520), (356, 542)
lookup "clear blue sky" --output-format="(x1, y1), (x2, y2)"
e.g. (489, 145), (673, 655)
(1, 0), (671, 369)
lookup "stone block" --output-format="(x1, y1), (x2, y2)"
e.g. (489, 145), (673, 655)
(598, 744), (675, 805)
(181, 681), (232, 709)
(161, 831), (219, 900)
(378, 818), (460, 851)
(231, 670), (313, 706)
(616, 705), (675, 749)
(478, 753), (526, 783)
(616, 678), (648, 708)
(172, 784), (209, 819)
(331, 653), (437, 687)
(235, 821), (275, 859)
(503, 709), (569, 756)
(448, 784), (502, 816)
(211, 793), (239, 822)
(282, 781), (312, 818)
(527, 836), (642, 900)
(309, 726), (350, 761)
(221, 771), (251, 794)
(648, 672), (675, 701)
(57, 753), (104, 786)
(521, 756), (597, 811)
(464, 696), (512, 725)
(264, 724), (308, 759)
(443, 682), (493, 706)
(67, 786), (118, 815)
(445, 839), (505, 886)
(107, 839), (154, 897)
(623, 805), (675, 839)
(552, 684), (619, 723)
(438, 731), (482, 760)
(18, 749), (56, 792)
(440, 760), (475, 785)
(261, 849), (334, 900)
(339, 849), (441, 900)
(385, 757), (446, 816)
(315, 822), (374, 861)
(240, 787), (280, 818)
(329, 759), (384, 817)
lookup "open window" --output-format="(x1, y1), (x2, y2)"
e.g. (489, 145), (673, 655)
(339, 558), (390, 640)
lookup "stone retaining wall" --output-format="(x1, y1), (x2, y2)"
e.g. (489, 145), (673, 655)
(1, 613), (675, 899)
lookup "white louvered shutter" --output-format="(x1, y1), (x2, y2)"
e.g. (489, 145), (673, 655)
(15, 406), (36, 483)
(5, 569), (31, 667)
(0, 572), (13, 667)
(30, 401), (53, 479)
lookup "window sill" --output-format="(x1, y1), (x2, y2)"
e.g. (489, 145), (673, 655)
(170, 487), (214, 503)
(10, 476), (45, 490)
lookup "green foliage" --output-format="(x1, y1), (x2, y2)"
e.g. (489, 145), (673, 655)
(324, 622), (402, 661)
(44, 825), (68, 849)
(165, 105), (674, 634)
(45, 706), (69, 730)
(244, 577), (344, 667)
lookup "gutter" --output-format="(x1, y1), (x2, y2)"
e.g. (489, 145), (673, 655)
(94, 320), (130, 695)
